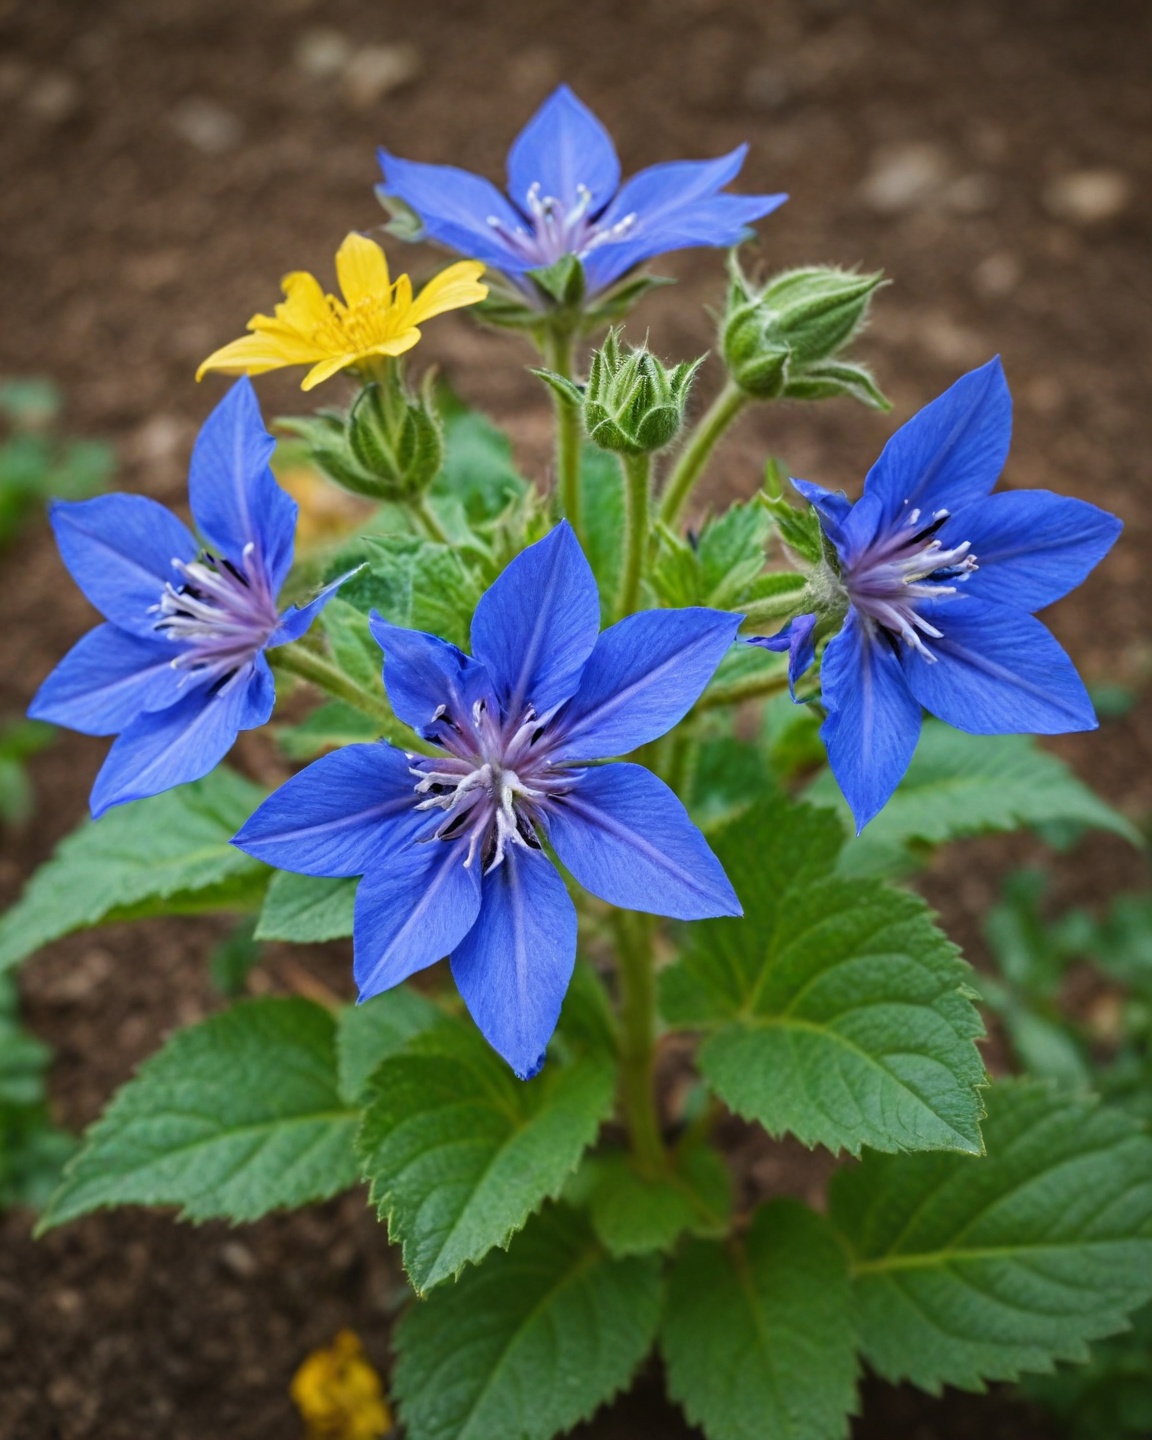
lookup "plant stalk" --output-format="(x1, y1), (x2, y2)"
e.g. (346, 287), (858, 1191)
(270, 645), (397, 728)
(412, 495), (451, 545)
(694, 668), (791, 712)
(543, 323), (583, 540)
(659, 379), (748, 528)
(617, 451), (651, 619)
(614, 910), (666, 1178)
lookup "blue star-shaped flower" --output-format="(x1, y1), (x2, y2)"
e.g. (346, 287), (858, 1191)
(753, 358), (1122, 832)
(30, 379), (345, 817)
(377, 85), (787, 298)
(234, 522), (742, 1078)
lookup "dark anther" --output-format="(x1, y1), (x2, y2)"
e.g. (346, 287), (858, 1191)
(909, 512), (950, 546)
(222, 558), (250, 587)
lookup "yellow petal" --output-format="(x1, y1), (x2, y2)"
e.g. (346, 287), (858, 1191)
(300, 353), (361, 391)
(335, 233), (392, 308)
(275, 270), (333, 334)
(406, 261), (488, 326)
(368, 330), (422, 359)
(196, 333), (302, 380)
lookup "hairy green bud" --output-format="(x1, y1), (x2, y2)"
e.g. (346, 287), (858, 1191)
(721, 258), (889, 409)
(578, 329), (702, 455)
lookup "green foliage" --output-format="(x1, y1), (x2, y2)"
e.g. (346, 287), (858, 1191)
(0, 768), (269, 974)
(651, 497), (807, 615)
(830, 1081), (1152, 1392)
(392, 1203), (662, 1440)
(0, 378), (111, 545)
(208, 917), (262, 998)
(356, 1016), (615, 1293)
(335, 988), (442, 1104)
(256, 871), (357, 943)
(660, 792), (986, 1155)
(432, 398), (530, 527)
(41, 998), (359, 1229)
(663, 1200), (858, 1440)
(0, 717), (55, 825)
(1023, 1302), (1152, 1440)
(275, 700), (382, 759)
(0, 974), (73, 1210)
(807, 721), (1141, 879)
(334, 533), (481, 651)
(567, 1139), (731, 1256)
(580, 444), (626, 619)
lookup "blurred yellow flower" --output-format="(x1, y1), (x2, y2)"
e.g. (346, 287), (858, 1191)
(290, 1329), (392, 1440)
(197, 233), (486, 392)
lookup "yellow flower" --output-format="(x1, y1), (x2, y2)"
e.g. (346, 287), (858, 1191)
(197, 233), (487, 392)
(290, 1330), (392, 1440)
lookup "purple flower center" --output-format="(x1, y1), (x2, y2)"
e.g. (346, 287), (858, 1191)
(409, 696), (575, 872)
(151, 543), (280, 688)
(487, 182), (637, 268)
(844, 507), (977, 660)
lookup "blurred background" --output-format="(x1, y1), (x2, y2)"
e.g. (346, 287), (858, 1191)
(1, 1), (1150, 1436)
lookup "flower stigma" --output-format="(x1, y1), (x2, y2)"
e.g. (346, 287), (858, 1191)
(152, 542), (281, 689)
(487, 182), (637, 268)
(844, 505), (977, 660)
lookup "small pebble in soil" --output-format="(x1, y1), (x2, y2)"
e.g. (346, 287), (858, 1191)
(294, 26), (352, 79)
(24, 71), (80, 124)
(1043, 168), (1132, 225)
(343, 44), (423, 109)
(169, 97), (244, 154)
(972, 252), (1021, 298)
(859, 142), (948, 212)
(219, 1242), (259, 1280)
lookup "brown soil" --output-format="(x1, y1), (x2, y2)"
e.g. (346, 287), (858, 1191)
(1, 0), (1150, 1435)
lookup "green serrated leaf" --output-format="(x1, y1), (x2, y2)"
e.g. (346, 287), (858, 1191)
(568, 1140), (732, 1256)
(807, 722), (1143, 879)
(336, 988), (442, 1105)
(832, 1080), (1152, 1392)
(0, 769), (269, 974)
(40, 998), (358, 1229)
(255, 871), (358, 943)
(393, 1203), (662, 1440)
(433, 402), (529, 525)
(579, 444), (626, 621)
(663, 1199), (859, 1440)
(356, 1018), (616, 1292)
(660, 792), (986, 1156)
(321, 597), (389, 693)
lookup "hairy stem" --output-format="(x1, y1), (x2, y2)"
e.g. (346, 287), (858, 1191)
(411, 495), (451, 546)
(694, 668), (790, 712)
(617, 451), (651, 619)
(270, 644), (408, 734)
(543, 324), (583, 540)
(659, 379), (748, 528)
(614, 910), (666, 1177)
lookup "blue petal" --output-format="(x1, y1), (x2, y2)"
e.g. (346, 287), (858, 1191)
(950, 490), (1122, 612)
(188, 378), (297, 595)
(50, 495), (196, 638)
(505, 85), (620, 212)
(376, 149), (530, 270)
(268, 568), (358, 648)
(354, 838), (482, 999)
(29, 623), (190, 736)
(791, 478), (852, 550)
(450, 845), (577, 1080)
(470, 521), (600, 719)
(745, 612), (817, 699)
(89, 662), (270, 817)
(546, 762), (740, 920)
(369, 614), (495, 738)
(858, 358), (1012, 544)
(902, 597), (1097, 735)
(549, 607), (741, 762)
(232, 742), (425, 877)
(819, 609), (923, 832)
(585, 192), (788, 292)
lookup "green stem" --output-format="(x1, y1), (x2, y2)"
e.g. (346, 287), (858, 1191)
(659, 380), (748, 528)
(270, 645), (399, 729)
(613, 911), (666, 1177)
(617, 451), (651, 619)
(543, 324), (583, 540)
(695, 668), (790, 712)
(412, 494), (450, 545)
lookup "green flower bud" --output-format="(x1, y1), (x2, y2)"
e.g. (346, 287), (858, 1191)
(722, 257), (889, 408)
(581, 329), (702, 455)
(347, 381), (444, 501)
